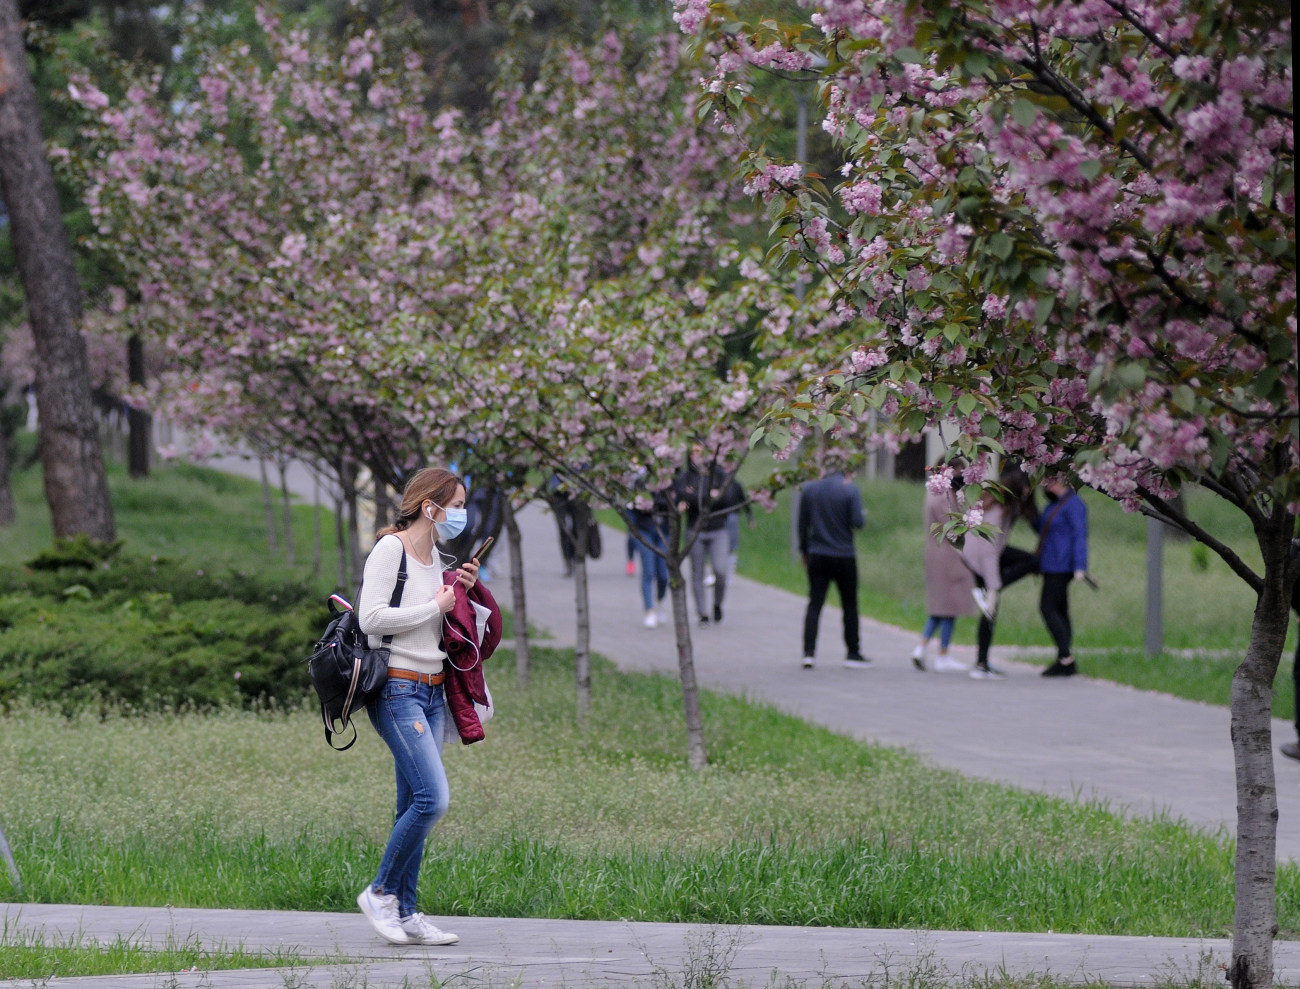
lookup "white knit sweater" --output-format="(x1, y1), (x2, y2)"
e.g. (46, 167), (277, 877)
(357, 533), (449, 676)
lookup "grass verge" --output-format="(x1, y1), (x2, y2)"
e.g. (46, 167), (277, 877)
(2, 648), (1296, 940)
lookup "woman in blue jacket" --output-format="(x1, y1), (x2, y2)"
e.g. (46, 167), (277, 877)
(1034, 477), (1089, 677)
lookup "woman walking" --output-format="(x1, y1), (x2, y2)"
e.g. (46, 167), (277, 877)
(356, 466), (481, 945)
(913, 470), (977, 672)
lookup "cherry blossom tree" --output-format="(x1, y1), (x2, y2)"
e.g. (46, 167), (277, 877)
(63, 8), (489, 582)
(680, 0), (1294, 982)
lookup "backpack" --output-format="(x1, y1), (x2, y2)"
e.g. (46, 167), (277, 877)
(306, 550), (407, 750)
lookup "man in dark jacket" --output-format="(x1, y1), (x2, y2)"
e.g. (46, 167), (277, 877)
(798, 471), (868, 669)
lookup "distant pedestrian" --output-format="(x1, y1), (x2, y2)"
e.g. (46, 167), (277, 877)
(673, 446), (745, 626)
(962, 466), (1039, 680)
(1035, 476), (1089, 677)
(912, 475), (976, 674)
(629, 487), (671, 628)
(1281, 543), (1300, 763)
(798, 470), (868, 669)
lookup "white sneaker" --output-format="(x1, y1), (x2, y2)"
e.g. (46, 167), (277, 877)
(358, 885), (411, 945)
(399, 913), (460, 946)
(703, 570), (716, 587)
(932, 654), (969, 673)
(801, 655), (815, 669)
(910, 645), (927, 671)
(643, 610), (658, 628)
(969, 664), (1007, 680)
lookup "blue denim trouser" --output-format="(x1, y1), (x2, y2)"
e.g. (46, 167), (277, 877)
(366, 679), (450, 917)
(635, 520), (669, 611)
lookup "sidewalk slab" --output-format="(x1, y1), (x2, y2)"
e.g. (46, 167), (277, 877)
(4, 903), (1297, 987)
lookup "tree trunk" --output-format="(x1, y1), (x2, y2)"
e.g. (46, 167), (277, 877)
(571, 501), (592, 722)
(312, 474), (322, 579)
(0, 379), (14, 525)
(666, 512), (708, 769)
(1228, 522), (1290, 989)
(501, 497), (532, 688)
(0, 0), (114, 542)
(258, 456), (277, 552)
(126, 334), (149, 478)
(278, 459), (294, 568)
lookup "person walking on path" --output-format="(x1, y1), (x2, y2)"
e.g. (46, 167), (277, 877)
(1281, 542), (1300, 763)
(798, 470), (869, 669)
(356, 467), (483, 947)
(1034, 476), (1089, 677)
(629, 484), (672, 628)
(913, 473), (977, 674)
(962, 466), (1039, 680)
(674, 446), (745, 627)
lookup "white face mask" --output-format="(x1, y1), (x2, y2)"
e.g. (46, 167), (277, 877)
(428, 502), (468, 541)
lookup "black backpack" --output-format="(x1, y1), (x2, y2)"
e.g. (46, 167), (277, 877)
(307, 550), (407, 750)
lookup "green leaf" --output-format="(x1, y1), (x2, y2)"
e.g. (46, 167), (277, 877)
(989, 232), (1013, 260)
(1011, 99), (1037, 128)
(1034, 296), (1055, 325)
(1078, 159), (1103, 181)
(956, 393), (978, 416)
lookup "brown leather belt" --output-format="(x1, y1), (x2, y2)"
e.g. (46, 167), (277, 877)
(388, 669), (447, 686)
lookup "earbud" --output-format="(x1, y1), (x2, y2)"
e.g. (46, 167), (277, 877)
(425, 507), (435, 521)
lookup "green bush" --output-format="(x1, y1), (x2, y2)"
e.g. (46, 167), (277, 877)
(0, 550), (327, 712)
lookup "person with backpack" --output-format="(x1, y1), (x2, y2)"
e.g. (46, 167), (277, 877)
(355, 466), (481, 947)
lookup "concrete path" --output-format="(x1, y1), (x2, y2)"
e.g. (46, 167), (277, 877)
(3, 902), (1295, 988)
(6, 455), (1291, 988)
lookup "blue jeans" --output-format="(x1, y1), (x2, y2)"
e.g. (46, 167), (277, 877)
(366, 679), (450, 917)
(635, 520), (669, 611)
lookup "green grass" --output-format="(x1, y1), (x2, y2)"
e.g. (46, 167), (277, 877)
(2, 438), (343, 590)
(0, 921), (320, 982)
(2, 649), (1296, 938)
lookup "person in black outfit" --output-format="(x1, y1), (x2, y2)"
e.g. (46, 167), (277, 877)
(1282, 542), (1300, 763)
(798, 471), (868, 669)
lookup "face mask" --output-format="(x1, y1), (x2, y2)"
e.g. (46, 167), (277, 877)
(430, 502), (467, 541)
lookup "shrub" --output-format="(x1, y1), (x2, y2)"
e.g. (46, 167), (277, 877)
(0, 549), (327, 712)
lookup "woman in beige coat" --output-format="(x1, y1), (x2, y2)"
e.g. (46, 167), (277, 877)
(912, 484), (977, 672)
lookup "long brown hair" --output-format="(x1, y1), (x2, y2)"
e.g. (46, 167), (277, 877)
(378, 467), (464, 537)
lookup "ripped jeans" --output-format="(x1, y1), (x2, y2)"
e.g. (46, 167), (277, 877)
(366, 678), (450, 918)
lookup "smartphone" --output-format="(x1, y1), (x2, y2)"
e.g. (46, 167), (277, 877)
(470, 535), (494, 561)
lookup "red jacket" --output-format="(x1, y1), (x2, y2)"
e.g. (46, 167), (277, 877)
(440, 575), (503, 744)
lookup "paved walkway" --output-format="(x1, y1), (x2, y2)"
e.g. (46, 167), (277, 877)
(6, 457), (1293, 988)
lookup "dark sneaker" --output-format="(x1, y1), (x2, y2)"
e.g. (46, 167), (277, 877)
(698, 615), (710, 628)
(801, 655), (815, 669)
(713, 604), (723, 624)
(1041, 659), (1078, 677)
(843, 653), (872, 669)
(1281, 741), (1300, 762)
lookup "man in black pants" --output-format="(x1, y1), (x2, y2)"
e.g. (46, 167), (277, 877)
(1283, 543), (1300, 763)
(798, 471), (867, 669)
